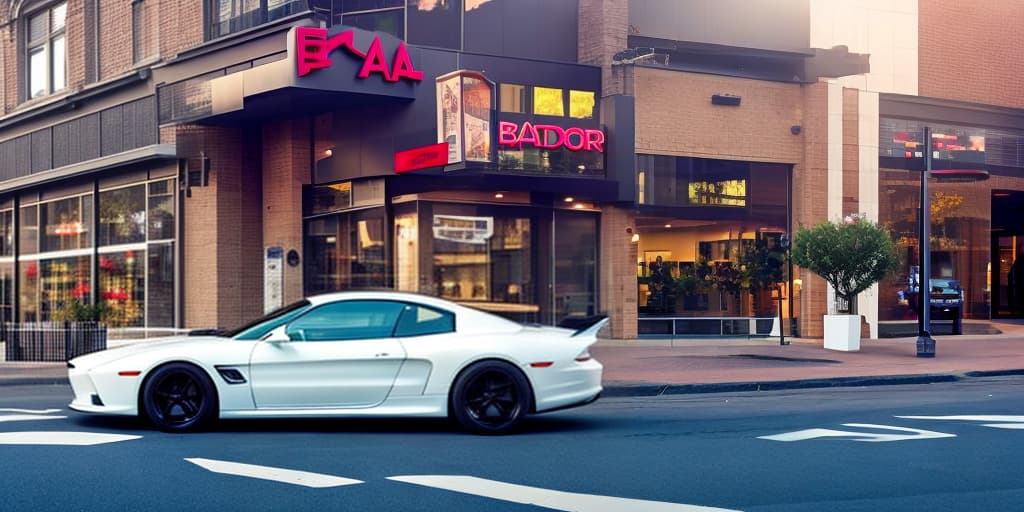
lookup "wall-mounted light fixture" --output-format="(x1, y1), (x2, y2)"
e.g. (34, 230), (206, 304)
(711, 94), (741, 106)
(790, 125), (802, 135)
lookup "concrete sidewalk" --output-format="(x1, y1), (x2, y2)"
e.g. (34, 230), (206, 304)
(2, 330), (1023, 394)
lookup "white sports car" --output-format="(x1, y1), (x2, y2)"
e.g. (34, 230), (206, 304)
(68, 291), (606, 434)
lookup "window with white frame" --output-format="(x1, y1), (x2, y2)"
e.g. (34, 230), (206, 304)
(26, 2), (68, 99)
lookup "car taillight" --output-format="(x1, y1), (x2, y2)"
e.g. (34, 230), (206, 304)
(575, 349), (592, 362)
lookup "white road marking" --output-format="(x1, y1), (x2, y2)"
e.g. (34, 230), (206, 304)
(0, 414), (67, 423)
(897, 415), (1024, 430)
(388, 475), (742, 512)
(0, 432), (141, 445)
(185, 458), (363, 489)
(0, 408), (61, 414)
(759, 423), (956, 443)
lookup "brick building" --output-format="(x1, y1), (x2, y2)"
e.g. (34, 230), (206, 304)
(0, 1), (1021, 341)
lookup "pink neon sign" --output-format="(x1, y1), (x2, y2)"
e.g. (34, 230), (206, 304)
(498, 121), (604, 152)
(295, 27), (424, 83)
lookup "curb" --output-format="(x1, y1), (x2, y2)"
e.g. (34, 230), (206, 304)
(601, 371), (1024, 397)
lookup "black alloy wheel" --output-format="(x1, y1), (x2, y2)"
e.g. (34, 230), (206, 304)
(141, 363), (217, 432)
(451, 360), (531, 435)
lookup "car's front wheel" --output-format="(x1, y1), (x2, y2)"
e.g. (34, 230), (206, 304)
(451, 360), (531, 435)
(141, 363), (217, 432)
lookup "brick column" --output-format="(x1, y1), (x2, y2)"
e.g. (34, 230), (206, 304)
(577, 0), (628, 97)
(176, 124), (263, 330)
(262, 118), (311, 307)
(795, 81), (832, 339)
(599, 205), (638, 339)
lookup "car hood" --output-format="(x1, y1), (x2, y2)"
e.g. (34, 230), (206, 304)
(69, 335), (227, 369)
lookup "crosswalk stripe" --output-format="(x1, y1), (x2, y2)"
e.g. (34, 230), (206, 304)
(0, 432), (141, 445)
(388, 475), (741, 512)
(0, 408), (62, 414)
(0, 414), (67, 423)
(186, 458), (364, 488)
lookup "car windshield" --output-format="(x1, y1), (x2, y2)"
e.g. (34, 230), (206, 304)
(930, 279), (961, 294)
(225, 300), (313, 340)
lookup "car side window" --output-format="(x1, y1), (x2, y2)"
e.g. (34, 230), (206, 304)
(394, 303), (455, 337)
(286, 300), (406, 341)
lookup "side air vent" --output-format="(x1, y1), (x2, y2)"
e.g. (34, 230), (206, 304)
(215, 366), (247, 384)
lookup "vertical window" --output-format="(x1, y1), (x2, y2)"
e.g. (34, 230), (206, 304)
(499, 84), (526, 114)
(569, 90), (595, 119)
(0, 210), (13, 323)
(532, 87), (564, 116)
(132, 0), (159, 63)
(208, 0), (304, 40)
(26, 2), (67, 99)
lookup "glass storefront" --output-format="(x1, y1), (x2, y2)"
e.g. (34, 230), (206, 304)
(634, 155), (793, 336)
(303, 185), (598, 326)
(5, 175), (177, 328)
(876, 118), (1024, 329)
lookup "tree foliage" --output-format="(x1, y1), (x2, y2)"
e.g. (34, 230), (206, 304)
(791, 218), (898, 308)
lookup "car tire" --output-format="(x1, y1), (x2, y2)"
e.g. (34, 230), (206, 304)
(450, 360), (531, 435)
(141, 363), (218, 433)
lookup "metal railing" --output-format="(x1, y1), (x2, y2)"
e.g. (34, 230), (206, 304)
(2, 322), (108, 362)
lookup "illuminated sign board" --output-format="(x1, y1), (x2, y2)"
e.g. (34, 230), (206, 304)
(395, 143), (450, 173)
(436, 70), (494, 165)
(295, 26), (423, 83)
(497, 121), (604, 152)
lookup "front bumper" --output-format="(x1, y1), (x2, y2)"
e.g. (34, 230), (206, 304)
(68, 367), (138, 416)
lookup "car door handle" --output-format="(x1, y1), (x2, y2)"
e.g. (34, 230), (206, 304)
(375, 353), (390, 357)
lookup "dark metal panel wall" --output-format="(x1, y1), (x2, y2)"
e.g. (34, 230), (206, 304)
(0, 97), (158, 185)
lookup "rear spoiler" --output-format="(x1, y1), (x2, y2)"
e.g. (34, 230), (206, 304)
(558, 315), (609, 338)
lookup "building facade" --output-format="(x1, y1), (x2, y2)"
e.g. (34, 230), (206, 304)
(0, 1), (1020, 341)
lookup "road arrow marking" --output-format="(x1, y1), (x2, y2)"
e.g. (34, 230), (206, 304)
(185, 458), (363, 488)
(388, 475), (742, 512)
(897, 415), (1024, 430)
(0, 414), (67, 423)
(0, 408), (61, 414)
(0, 432), (141, 445)
(759, 423), (956, 443)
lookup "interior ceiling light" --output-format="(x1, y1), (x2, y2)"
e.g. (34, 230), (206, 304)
(564, 196), (574, 202)
(495, 192), (504, 198)
(664, 224), (672, 228)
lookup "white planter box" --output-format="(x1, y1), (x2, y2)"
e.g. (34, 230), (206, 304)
(824, 314), (861, 351)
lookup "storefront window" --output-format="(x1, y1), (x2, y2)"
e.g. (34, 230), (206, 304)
(41, 195), (91, 252)
(553, 211), (597, 324)
(18, 260), (38, 322)
(0, 209), (13, 257)
(98, 251), (144, 327)
(569, 90), (595, 119)
(147, 242), (175, 327)
(533, 87), (564, 116)
(19, 205), (38, 255)
(148, 179), (176, 241)
(99, 185), (146, 246)
(0, 261), (12, 322)
(305, 207), (388, 294)
(37, 255), (91, 321)
(500, 84), (526, 113)
(635, 155), (791, 331)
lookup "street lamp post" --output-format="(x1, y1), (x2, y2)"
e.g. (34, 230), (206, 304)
(778, 234), (791, 346)
(917, 126), (936, 357)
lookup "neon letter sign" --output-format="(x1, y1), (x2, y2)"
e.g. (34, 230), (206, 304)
(498, 121), (604, 152)
(295, 27), (424, 83)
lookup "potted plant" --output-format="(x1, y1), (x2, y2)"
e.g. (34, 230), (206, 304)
(791, 215), (898, 351)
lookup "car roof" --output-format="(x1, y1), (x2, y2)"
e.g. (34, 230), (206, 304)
(304, 291), (524, 334)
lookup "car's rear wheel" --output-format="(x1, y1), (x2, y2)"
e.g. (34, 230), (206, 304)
(451, 360), (531, 435)
(141, 363), (217, 432)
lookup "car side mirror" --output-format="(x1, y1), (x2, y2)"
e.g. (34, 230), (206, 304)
(262, 325), (291, 343)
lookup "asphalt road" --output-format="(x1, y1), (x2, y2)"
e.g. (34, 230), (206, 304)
(1, 379), (1022, 511)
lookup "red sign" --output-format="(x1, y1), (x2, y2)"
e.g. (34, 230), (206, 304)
(498, 121), (604, 152)
(395, 143), (450, 173)
(296, 27), (424, 83)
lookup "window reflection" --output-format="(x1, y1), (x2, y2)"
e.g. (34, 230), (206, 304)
(569, 90), (595, 119)
(305, 207), (388, 293)
(99, 251), (145, 327)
